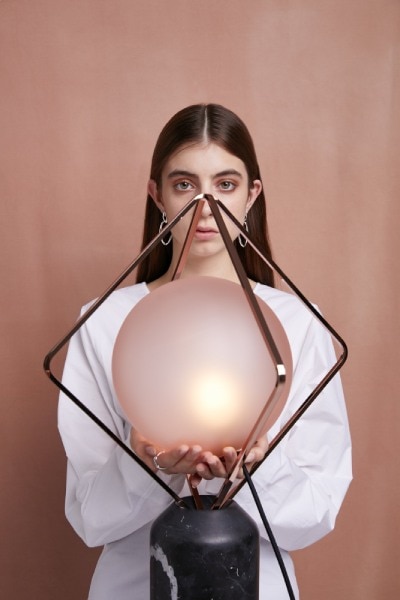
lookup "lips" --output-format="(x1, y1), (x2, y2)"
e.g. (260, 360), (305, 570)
(196, 227), (218, 234)
(194, 227), (219, 240)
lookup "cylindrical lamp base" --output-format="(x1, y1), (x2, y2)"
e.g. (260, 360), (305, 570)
(150, 495), (259, 600)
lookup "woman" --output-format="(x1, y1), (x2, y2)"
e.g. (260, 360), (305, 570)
(58, 104), (352, 599)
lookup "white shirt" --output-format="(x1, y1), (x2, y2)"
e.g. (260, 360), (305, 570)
(58, 282), (352, 599)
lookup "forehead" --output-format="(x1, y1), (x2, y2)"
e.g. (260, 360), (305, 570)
(163, 142), (247, 177)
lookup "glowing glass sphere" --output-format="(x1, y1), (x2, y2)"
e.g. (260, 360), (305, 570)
(112, 276), (292, 455)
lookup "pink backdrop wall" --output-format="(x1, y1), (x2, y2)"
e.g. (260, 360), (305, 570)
(1, 1), (399, 598)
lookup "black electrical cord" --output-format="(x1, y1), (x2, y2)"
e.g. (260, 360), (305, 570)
(243, 464), (296, 600)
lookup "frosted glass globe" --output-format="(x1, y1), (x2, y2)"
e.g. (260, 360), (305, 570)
(112, 276), (292, 455)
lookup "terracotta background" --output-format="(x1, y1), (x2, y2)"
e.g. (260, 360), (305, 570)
(1, 1), (399, 598)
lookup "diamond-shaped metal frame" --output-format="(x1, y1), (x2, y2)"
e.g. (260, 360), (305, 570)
(44, 194), (347, 510)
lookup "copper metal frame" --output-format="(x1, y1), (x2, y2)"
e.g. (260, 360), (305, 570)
(44, 194), (347, 510)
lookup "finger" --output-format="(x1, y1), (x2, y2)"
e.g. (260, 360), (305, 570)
(144, 445), (157, 458)
(173, 445), (203, 471)
(194, 461), (215, 480)
(255, 436), (269, 453)
(150, 445), (206, 474)
(221, 447), (239, 474)
(130, 430), (158, 469)
(166, 445), (190, 464)
(244, 438), (268, 471)
(198, 452), (227, 478)
(188, 473), (202, 488)
(156, 445), (190, 471)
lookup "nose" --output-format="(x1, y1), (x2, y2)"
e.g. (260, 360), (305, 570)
(194, 193), (215, 216)
(200, 199), (213, 218)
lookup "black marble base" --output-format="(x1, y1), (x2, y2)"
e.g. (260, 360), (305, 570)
(150, 495), (259, 599)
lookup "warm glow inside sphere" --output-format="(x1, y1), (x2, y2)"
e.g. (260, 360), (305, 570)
(112, 276), (292, 455)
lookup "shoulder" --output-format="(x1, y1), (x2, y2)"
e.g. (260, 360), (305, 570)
(254, 283), (313, 320)
(79, 283), (150, 348)
(254, 283), (324, 355)
(81, 282), (149, 315)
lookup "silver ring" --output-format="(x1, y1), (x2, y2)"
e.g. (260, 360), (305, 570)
(153, 451), (168, 471)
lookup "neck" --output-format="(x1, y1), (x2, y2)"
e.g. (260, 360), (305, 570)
(148, 248), (257, 292)
(173, 247), (239, 279)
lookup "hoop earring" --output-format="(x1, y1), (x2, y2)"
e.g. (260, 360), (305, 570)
(238, 214), (248, 248)
(159, 211), (172, 246)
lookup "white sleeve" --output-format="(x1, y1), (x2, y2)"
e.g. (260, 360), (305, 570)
(58, 318), (186, 548)
(236, 311), (352, 551)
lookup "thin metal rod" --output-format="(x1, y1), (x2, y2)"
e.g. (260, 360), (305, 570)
(187, 475), (204, 510)
(43, 198), (201, 505)
(168, 194), (289, 509)
(49, 373), (186, 505)
(195, 196), (289, 509)
(209, 196), (286, 368)
(216, 200), (348, 355)
(171, 197), (205, 281)
(226, 351), (347, 505)
(43, 198), (200, 371)
(170, 198), (207, 508)
(212, 200), (348, 505)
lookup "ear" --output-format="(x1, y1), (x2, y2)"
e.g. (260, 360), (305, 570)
(147, 179), (164, 212)
(246, 179), (262, 212)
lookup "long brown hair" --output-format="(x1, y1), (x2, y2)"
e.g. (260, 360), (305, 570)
(136, 103), (274, 286)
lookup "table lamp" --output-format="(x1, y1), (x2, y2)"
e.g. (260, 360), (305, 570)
(44, 194), (347, 599)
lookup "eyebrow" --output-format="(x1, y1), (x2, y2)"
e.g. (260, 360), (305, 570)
(167, 169), (243, 179)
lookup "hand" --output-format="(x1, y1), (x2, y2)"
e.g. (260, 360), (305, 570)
(196, 436), (269, 481)
(242, 436), (269, 472)
(130, 429), (268, 487)
(130, 428), (204, 476)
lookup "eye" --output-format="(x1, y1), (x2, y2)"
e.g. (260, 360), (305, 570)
(174, 181), (194, 191)
(218, 180), (236, 191)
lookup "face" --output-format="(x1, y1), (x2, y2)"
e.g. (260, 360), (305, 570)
(148, 142), (262, 259)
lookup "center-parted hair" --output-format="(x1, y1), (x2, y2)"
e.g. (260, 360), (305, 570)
(136, 103), (274, 286)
